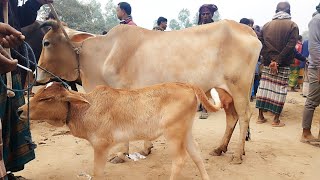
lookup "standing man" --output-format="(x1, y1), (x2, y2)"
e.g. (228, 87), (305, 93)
(116, 2), (137, 26)
(197, 4), (218, 25)
(301, 4), (320, 143)
(0, 22), (20, 180)
(256, 2), (299, 127)
(153, 16), (167, 31)
(197, 4), (218, 119)
(0, 0), (53, 179)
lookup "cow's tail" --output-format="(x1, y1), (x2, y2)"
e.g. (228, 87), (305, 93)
(192, 86), (221, 112)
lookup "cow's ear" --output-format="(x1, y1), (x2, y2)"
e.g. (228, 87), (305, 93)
(70, 33), (95, 43)
(64, 92), (90, 105)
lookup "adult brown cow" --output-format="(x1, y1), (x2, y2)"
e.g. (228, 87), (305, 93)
(22, 20), (80, 91)
(36, 19), (262, 164)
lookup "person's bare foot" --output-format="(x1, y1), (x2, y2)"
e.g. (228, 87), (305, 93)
(289, 87), (297, 92)
(271, 121), (285, 127)
(256, 117), (267, 124)
(300, 134), (320, 143)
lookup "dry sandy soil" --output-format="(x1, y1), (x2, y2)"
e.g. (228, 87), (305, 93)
(16, 87), (320, 180)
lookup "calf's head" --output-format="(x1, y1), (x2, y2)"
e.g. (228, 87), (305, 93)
(18, 82), (89, 127)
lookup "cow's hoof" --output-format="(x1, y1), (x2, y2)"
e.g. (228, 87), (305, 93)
(209, 146), (227, 156)
(209, 148), (222, 156)
(230, 155), (243, 164)
(109, 156), (126, 164)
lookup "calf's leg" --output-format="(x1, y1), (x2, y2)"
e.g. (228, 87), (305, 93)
(186, 132), (209, 180)
(109, 142), (129, 164)
(167, 137), (188, 180)
(93, 146), (109, 179)
(140, 140), (153, 156)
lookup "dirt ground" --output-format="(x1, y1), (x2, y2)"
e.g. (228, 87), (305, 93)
(16, 87), (320, 180)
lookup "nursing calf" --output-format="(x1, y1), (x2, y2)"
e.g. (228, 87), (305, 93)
(18, 82), (221, 179)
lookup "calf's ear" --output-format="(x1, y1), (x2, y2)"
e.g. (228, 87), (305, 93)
(64, 93), (90, 105)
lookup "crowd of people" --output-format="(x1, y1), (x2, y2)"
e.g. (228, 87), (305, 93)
(0, 0), (319, 179)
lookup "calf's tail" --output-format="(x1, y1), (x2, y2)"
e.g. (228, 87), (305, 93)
(192, 86), (221, 112)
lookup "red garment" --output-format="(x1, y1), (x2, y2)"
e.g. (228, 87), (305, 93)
(127, 20), (137, 26)
(293, 41), (302, 66)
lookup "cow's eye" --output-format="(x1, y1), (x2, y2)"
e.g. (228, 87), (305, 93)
(43, 40), (50, 47)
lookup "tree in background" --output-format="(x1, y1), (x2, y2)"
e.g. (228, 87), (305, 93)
(38, 0), (118, 34)
(104, 0), (119, 32)
(169, 8), (192, 30)
(301, 30), (309, 40)
(169, 19), (181, 30)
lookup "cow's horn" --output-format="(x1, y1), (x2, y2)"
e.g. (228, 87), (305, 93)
(39, 20), (59, 31)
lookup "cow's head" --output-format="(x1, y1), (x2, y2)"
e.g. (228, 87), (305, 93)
(36, 20), (95, 84)
(18, 82), (89, 127)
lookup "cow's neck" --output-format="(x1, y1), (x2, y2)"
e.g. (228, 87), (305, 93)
(77, 38), (109, 92)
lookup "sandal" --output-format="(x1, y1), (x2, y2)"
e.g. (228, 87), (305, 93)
(199, 112), (209, 119)
(7, 173), (28, 180)
(271, 122), (285, 127)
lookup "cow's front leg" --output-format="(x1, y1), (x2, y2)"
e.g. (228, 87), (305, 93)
(139, 140), (153, 156)
(109, 142), (129, 164)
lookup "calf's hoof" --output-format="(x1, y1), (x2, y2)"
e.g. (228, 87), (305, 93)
(109, 156), (126, 164)
(139, 147), (153, 156)
(230, 155), (243, 164)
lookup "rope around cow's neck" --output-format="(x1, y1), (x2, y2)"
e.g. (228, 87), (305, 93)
(0, 42), (70, 92)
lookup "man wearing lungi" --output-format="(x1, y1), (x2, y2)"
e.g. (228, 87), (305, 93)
(256, 1), (299, 127)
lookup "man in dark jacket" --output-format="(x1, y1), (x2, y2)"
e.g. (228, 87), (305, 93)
(0, 0), (53, 179)
(256, 2), (299, 127)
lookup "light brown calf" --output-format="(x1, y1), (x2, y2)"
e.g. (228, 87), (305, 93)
(19, 82), (221, 180)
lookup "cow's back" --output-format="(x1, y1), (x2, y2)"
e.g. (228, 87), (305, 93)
(83, 20), (261, 95)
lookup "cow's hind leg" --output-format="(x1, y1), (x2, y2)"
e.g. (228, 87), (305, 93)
(186, 132), (209, 180)
(230, 95), (251, 164)
(210, 103), (238, 156)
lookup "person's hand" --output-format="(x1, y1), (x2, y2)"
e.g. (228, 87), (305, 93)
(0, 23), (25, 48)
(269, 61), (278, 74)
(0, 46), (17, 74)
(36, 0), (54, 5)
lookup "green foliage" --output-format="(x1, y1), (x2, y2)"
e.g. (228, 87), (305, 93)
(38, 0), (119, 34)
(169, 8), (192, 30)
(169, 19), (181, 30)
(104, 0), (119, 32)
(301, 31), (309, 40)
